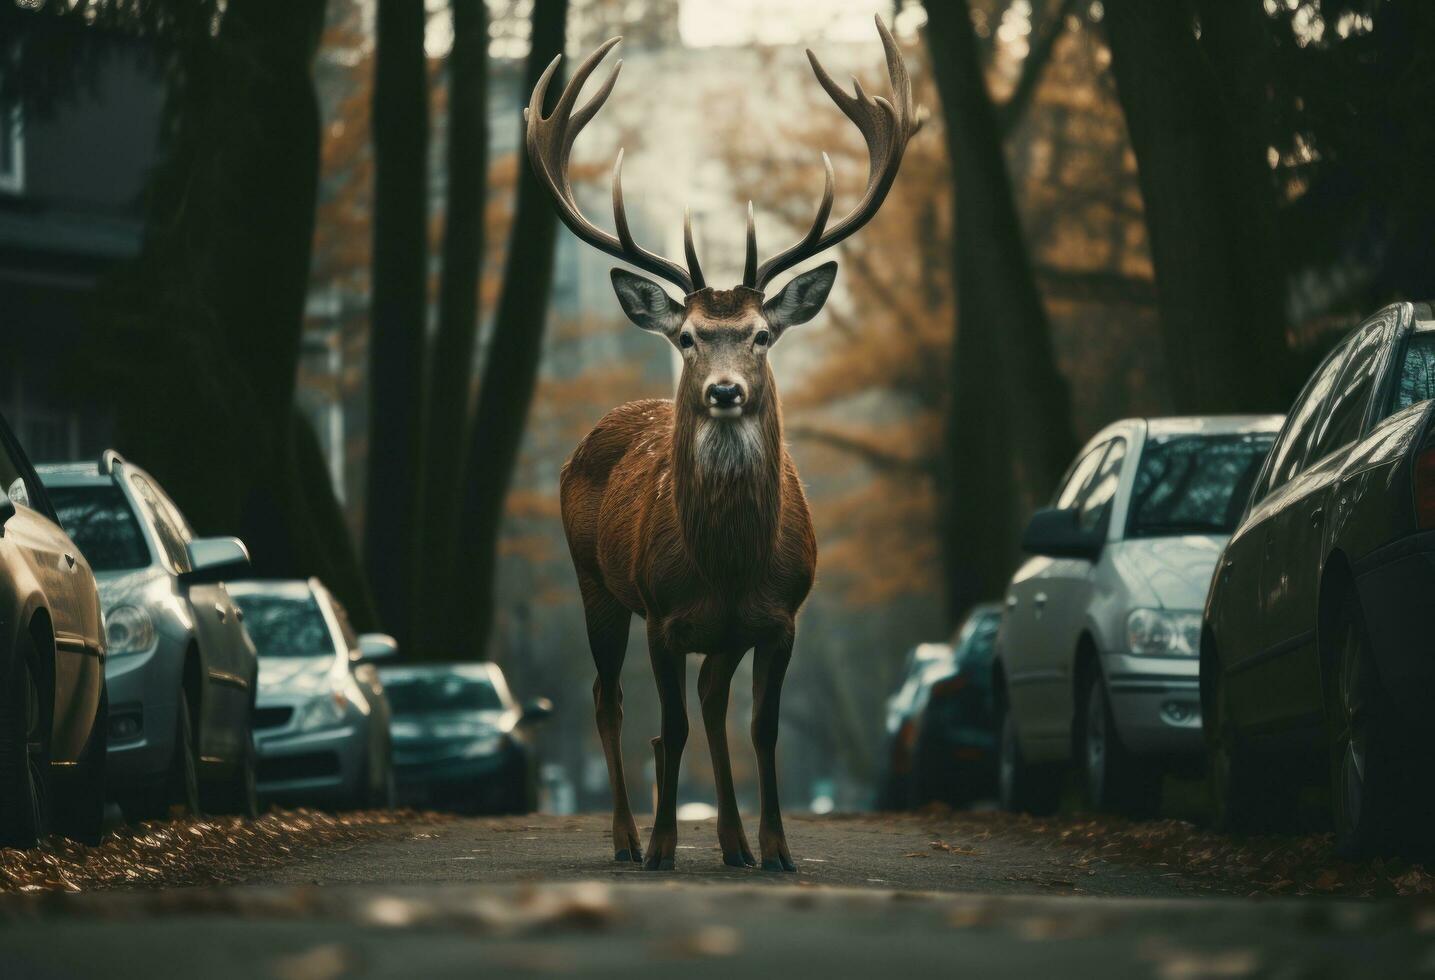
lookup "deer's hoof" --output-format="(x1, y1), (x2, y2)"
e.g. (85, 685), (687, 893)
(615, 848), (643, 864)
(644, 857), (675, 872)
(761, 856), (797, 873)
(724, 852), (756, 868)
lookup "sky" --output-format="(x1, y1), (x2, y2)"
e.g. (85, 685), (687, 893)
(677, 0), (927, 48)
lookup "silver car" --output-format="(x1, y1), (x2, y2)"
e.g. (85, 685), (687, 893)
(228, 579), (396, 809)
(39, 452), (260, 821)
(994, 415), (1282, 817)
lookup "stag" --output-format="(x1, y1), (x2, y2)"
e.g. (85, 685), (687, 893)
(527, 16), (921, 871)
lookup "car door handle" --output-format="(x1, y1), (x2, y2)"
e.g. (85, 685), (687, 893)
(1309, 507), (1325, 529)
(214, 602), (227, 623)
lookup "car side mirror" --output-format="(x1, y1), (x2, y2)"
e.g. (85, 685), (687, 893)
(0, 496), (13, 535)
(520, 697), (553, 725)
(355, 632), (399, 664)
(179, 536), (251, 586)
(1020, 507), (1104, 561)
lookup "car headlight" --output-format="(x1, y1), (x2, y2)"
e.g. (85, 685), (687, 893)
(1126, 608), (1201, 657)
(461, 735), (506, 759)
(105, 604), (155, 655)
(296, 691), (348, 731)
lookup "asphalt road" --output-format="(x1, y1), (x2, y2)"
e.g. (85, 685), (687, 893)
(3, 812), (1433, 978)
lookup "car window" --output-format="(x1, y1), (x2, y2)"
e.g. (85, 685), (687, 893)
(1078, 438), (1126, 532)
(385, 674), (503, 715)
(1309, 319), (1387, 462)
(1126, 433), (1277, 538)
(232, 591), (337, 657)
(149, 480), (196, 542)
(1390, 329), (1435, 415)
(48, 485), (151, 571)
(1053, 443), (1108, 510)
(1265, 344), (1347, 495)
(129, 474), (191, 573)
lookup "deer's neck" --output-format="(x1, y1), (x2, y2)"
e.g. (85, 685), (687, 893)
(670, 392), (784, 587)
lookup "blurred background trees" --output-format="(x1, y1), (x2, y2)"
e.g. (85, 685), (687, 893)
(4, 0), (1434, 810)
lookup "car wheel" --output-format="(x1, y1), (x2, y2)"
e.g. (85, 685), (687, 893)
(52, 685), (108, 846)
(369, 741), (396, 810)
(1080, 672), (1161, 818)
(119, 688), (200, 823)
(1327, 595), (1410, 857)
(202, 712), (259, 819)
(1206, 660), (1290, 833)
(0, 629), (51, 848)
(997, 705), (1061, 816)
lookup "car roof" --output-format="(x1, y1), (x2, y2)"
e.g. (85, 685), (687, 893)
(33, 461), (110, 487)
(1142, 414), (1284, 437)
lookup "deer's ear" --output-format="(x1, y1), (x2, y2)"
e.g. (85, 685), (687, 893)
(763, 261), (838, 335)
(611, 269), (685, 336)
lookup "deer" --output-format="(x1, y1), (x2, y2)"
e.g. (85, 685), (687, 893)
(526, 15), (921, 871)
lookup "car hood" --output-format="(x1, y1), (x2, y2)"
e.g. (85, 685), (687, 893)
(93, 566), (167, 608)
(390, 711), (507, 743)
(1110, 535), (1225, 610)
(258, 656), (338, 696)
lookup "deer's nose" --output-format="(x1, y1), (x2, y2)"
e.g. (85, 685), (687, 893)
(707, 382), (744, 407)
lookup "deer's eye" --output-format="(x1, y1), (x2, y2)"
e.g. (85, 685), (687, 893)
(754, 330), (770, 347)
(678, 333), (694, 350)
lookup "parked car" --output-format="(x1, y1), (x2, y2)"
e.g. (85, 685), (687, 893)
(996, 414), (1282, 817)
(878, 606), (1003, 809)
(878, 641), (956, 809)
(39, 452), (259, 822)
(0, 418), (108, 847)
(380, 663), (551, 814)
(1203, 302), (1435, 855)
(910, 603), (1004, 807)
(229, 579), (396, 809)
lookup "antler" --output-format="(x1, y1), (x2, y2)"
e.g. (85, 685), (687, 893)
(525, 37), (702, 294)
(747, 15), (924, 291)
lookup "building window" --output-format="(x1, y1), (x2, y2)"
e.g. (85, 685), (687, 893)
(0, 102), (23, 194)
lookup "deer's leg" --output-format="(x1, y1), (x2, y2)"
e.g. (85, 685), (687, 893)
(644, 623), (687, 871)
(752, 629), (796, 872)
(580, 582), (640, 863)
(699, 651), (754, 868)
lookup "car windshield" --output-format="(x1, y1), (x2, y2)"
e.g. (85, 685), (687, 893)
(385, 674), (503, 715)
(1392, 330), (1435, 413)
(232, 592), (335, 658)
(1127, 433), (1276, 538)
(47, 485), (149, 571)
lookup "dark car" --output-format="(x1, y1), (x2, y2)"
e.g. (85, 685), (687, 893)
(878, 640), (956, 809)
(1203, 301), (1435, 855)
(381, 663), (550, 814)
(910, 603), (1004, 807)
(878, 605), (1002, 810)
(0, 414), (108, 847)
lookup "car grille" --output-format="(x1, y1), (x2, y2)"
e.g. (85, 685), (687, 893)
(258, 751), (340, 783)
(254, 706), (295, 730)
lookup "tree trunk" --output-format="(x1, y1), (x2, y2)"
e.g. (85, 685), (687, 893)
(93, 0), (378, 627)
(365, 0), (430, 645)
(1103, 0), (1290, 413)
(414, 0), (489, 658)
(448, 0), (568, 661)
(923, 0), (1077, 626)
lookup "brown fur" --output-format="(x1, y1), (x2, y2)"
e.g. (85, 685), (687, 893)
(560, 288), (816, 872)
